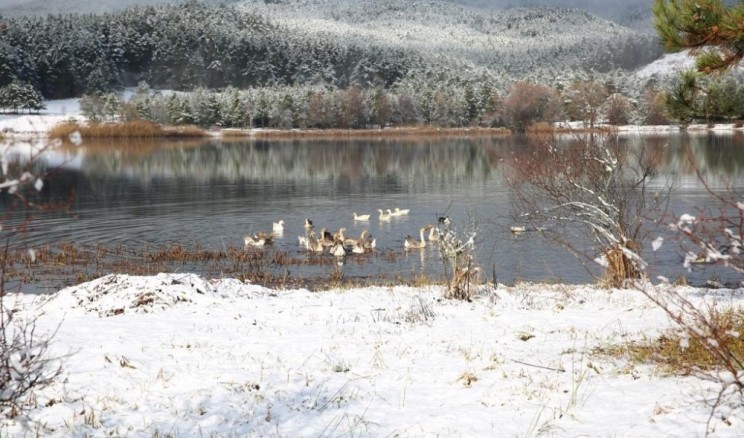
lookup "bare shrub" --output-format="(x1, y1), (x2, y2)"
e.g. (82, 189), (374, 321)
(1, 140), (66, 418)
(436, 216), (480, 300)
(667, 160), (743, 277)
(0, 274), (62, 417)
(632, 281), (743, 434)
(625, 144), (744, 433)
(504, 132), (667, 287)
(503, 82), (560, 133)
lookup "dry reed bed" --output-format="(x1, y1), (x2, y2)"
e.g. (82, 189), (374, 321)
(49, 121), (208, 139)
(226, 126), (512, 139)
(3, 242), (416, 291)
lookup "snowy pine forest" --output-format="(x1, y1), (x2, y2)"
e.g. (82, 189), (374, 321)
(0, 0), (663, 100)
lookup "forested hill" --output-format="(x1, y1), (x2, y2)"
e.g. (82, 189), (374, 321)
(0, 1), (662, 99)
(0, 3), (429, 98)
(236, 0), (661, 75)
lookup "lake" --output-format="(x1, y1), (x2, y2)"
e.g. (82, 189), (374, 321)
(2, 131), (744, 292)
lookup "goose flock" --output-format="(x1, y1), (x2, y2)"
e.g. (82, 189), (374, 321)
(244, 208), (448, 256)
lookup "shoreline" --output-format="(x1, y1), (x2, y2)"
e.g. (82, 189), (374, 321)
(2, 111), (744, 141)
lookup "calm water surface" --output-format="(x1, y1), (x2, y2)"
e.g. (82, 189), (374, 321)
(4, 132), (744, 291)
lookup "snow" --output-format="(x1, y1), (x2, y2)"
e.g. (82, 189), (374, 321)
(636, 49), (744, 79)
(0, 97), (83, 138)
(635, 50), (698, 79)
(2, 274), (743, 437)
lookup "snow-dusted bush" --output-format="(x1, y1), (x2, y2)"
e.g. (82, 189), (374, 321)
(0, 296), (61, 417)
(1, 140), (67, 419)
(506, 132), (667, 286)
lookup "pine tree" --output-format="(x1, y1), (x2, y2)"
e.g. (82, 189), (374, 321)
(653, 0), (744, 72)
(0, 82), (45, 113)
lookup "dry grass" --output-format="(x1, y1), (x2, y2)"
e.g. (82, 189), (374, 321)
(162, 125), (209, 138)
(49, 121), (207, 140)
(599, 307), (744, 375)
(244, 126), (511, 140)
(526, 122), (556, 134)
(600, 245), (642, 288)
(526, 123), (616, 135)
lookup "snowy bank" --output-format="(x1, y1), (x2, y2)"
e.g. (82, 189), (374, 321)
(0, 98), (84, 138)
(2, 274), (743, 437)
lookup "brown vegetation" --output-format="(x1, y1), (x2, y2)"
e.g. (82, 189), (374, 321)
(2, 242), (440, 292)
(49, 121), (207, 140)
(232, 126), (511, 140)
(600, 307), (744, 375)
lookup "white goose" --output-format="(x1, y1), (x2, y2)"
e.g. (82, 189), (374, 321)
(273, 220), (285, 233)
(378, 209), (392, 221)
(393, 207), (410, 216)
(244, 234), (265, 247)
(245, 231), (274, 247)
(334, 227), (347, 241)
(330, 239), (346, 257)
(353, 212), (371, 221)
(306, 232), (324, 253)
(319, 227), (335, 246)
(404, 225), (432, 250)
(359, 230), (376, 250)
(426, 224), (440, 241)
(351, 239), (366, 254)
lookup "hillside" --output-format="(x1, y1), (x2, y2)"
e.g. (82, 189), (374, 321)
(0, 0), (667, 105)
(0, 0), (662, 79)
(235, 0), (662, 76)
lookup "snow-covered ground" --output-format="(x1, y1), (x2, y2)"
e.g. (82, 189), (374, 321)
(635, 49), (744, 79)
(2, 274), (743, 437)
(0, 98), (83, 138)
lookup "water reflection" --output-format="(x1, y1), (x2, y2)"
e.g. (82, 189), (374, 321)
(2, 133), (744, 291)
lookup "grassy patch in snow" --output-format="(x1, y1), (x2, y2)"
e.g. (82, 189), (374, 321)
(599, 307), (744, 375)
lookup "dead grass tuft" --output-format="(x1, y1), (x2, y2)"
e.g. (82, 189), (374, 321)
(600, 244), (642, 288)
(599, 307), (744, 375)
(162, 125), (209, 138)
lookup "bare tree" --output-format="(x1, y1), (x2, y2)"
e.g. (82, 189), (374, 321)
(565, 80), (608, 129)
(504, 132), (667, 286)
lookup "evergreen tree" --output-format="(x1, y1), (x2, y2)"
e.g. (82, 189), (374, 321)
(0, 82), (45, 113)
(654, 0), (744, 73)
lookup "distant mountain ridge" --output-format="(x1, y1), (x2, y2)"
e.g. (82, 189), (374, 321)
(233, 0), (661, 75)
(0, 0), (663, 87)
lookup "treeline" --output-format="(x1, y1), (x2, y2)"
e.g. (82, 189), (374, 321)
(79, 79), (676, 131)
(0, 2), (422, 99)
(665, 72), (744, 124)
